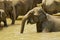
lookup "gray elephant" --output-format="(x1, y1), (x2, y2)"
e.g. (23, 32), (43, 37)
(4, 1), (16, 24)
(12, 0), (42, 19)
(42, 13), (60, 32)
(42, 0), (60, 14)
(0, 9), (7, 27)
(3, 0), (42, 22)
(20, 7), (47, 33)
(21, 7), (60, 33)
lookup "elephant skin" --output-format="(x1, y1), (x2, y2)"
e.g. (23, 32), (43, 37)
(0, 9), (7, 27)
(42, 13), (60, 32)
(4, 0), (42, 22)
(12, 0), (42, 19)
(4, 1), (16, 24)
(42, 0), (60, 14)
(21, 6), (60, 33)
(20, 7), (47, 33)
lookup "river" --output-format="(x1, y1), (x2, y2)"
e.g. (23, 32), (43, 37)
(0, 17), (60, 40)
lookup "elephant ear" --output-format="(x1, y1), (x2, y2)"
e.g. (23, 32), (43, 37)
(41, 8), (47, 18)
(39, 8), (47, 22)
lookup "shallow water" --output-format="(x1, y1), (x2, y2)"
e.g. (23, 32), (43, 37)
(0, 17), (60, 40)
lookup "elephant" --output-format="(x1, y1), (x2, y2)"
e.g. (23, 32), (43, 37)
(42, 14), (60, 32)
(4, 1), (16, 24)
(20, 7), (47, 33)
(0, 9), (7, 27)
(11, 0), (42, 19)
(21, 6), (60, 33)
(3, 0), (42, 22)
(42, 0), (60, 14)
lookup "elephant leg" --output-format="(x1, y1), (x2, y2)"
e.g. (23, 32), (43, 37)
(16, 14), (18, 20)
(3, 19), (8, 27)
(11, 15), (15, 24)
(9, 12), (15, 24)
(0, 21), (3, 30)
(36, 22), (42, 33)
(11, 6), (16, 24)
(0, 21), (1, 26)
(15, 7), (18, 20)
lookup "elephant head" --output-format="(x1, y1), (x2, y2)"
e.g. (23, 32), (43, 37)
(0, 9), (7, 20)
(20, 7), (47, 33)
(0, 9), (7, 27)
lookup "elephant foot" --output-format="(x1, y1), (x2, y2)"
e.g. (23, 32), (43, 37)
(4, 24), (8, 27)
(10, 16), (16, 25)
(3, 20), (8, 27)
(36, 22), (42, 33)
(11, 20), (15, 25)
(11, 23), (14, 25)
(37, 29), (42, 33)
(15, 17), (17, 20)
(4, 25), (8, 27)
(0, 25), (3, 30)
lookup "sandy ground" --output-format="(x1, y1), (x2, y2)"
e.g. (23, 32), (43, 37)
(0, 16), (60, 40)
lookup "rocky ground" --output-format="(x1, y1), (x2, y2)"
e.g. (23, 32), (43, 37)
(0, 16), (60, 40)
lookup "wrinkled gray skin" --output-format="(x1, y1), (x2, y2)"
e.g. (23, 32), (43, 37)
(0, 9), (7, 27)
(20, 7), (47, 33)
(21, 7), (60, 33)
(42, 0), (60, 14)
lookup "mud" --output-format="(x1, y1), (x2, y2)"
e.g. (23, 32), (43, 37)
(0, 16), (60, 40)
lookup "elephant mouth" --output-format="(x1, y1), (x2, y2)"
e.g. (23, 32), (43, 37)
(28, 18), (39, 24)
(27, 15), (41, 24)
(30, 19), (36, 24)
(27, 18), (36, 24)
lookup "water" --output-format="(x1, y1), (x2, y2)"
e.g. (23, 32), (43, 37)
(0, 17), (60, 40)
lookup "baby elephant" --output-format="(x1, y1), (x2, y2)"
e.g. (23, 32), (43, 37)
(0, 9), (7, 27)
(21, 6), (60, 33)
(20, 7), (47, 33)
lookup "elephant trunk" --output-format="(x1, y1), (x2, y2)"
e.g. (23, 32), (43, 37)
(20, 15), (28, 33)
(20, 10), (33, 33)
